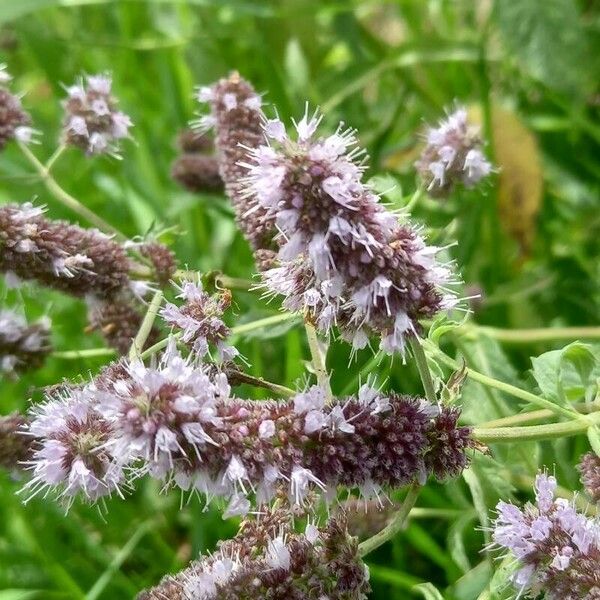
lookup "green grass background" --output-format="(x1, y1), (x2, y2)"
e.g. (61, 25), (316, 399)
(0, 1), (598, 598)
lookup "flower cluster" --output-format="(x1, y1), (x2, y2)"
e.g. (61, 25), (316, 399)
(579, 452), (600, 503)
(0, 413), (31, 470)
(416, 107), (492, 198)
(240, 106), (456, 354)
(138, 241), (178, 287)
(0, 203), (131, 298)
(138, 504), (370, 600)
(61, 73), (132, 156)
(0, 65), (35, 149)
(20, 343), (472, 513)
(490, 473), (600, 599)
(0, 308), (51, 377)
(171, 128), (223, 194)
(87, 294), (160, 355)
(21, 386), (124, 505)
(198, 72), (276, 250)
(160, 279), (237, 361)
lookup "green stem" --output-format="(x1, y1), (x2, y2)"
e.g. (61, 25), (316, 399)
(304, 321), (332, 401)
(139, 333), (179, 360)
(45, 144), (67, 172)
(473, 412), (600, 443)
(231, 312), (300, 335)
(52, 348), (117, 359)
(403, 187), (424, 213)
(140, 313), (300, 360)
(464, 325), (600, 345)
(358, 483), (421, 557)
(129, 290), (163, 361)
(422, 339), (579, 420)
(478, 402), (599, 428)
(226, 369), (295, 398)
(18, 142), (126, 241)
(85, 520), (153, 600)
(409, 337), (437, 404)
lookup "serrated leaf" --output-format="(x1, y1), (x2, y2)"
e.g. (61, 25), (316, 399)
(531, 341), (599, 406)
(413, 582), (445, 600)
(458, 334), (522, 424)
(494, 0), (591, 95)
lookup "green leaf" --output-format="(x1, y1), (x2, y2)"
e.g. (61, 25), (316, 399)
(489, 554), (520, 598)
(494, 0), (591, 95)
(587, 425), (600, 457)
(447, 512), (476, 573)
(413, 582), (445, 600)
(284, 38), (310, 95)
(531, 341), (599, 406)
(449, 560), (492, 600)
(458, 335), (522, 424)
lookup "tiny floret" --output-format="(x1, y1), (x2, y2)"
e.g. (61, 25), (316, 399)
(243, 105), (457, 355)
(490, 472), (600, 598)
(416, 107), (492, 198)
(61, 72), (132, 156)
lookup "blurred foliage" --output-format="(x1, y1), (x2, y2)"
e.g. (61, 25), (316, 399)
(0, 0), (598, 598)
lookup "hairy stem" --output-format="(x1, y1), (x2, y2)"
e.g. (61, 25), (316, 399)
(409, 337), (437, 404)
(226, 369), (295, 398)
(18, 142), (126, 241)
(45, 144), (67, 172)
(422, 339), (579, 420)
(52, 348), (117, 359)
(473, 412), (600, 443)
(129, 290), (163, 361)
(358, 483), (421, 557)
(460, 324), (600, 345)
(477, 402), (599, 428)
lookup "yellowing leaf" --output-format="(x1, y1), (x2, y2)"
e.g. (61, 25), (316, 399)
(492, 106), (543, 258)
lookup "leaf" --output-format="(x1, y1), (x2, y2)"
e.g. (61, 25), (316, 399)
(531, 341), (599, 406)
(492, 106), (543, 258)
(588, 425), (600, 457)
(413, 582), (445, 600)
(489, 554), (520, 598)
(494, 0), (591, 95)
(458, 334), (522, 424)
(0, 0), (274, 24)
(447, 512), (476, 573)
(284, 38), (310, 95)
(449, 560), (492, 600)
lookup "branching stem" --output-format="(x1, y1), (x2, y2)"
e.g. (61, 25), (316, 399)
(358, 483), (421, 556)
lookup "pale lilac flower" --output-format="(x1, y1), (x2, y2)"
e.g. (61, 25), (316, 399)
(139, 504), (371, 599)
(21, 388), (123, 505)
(0, 65), (34, 150)
(61, 72), (132, 156)
(0, 309), (51, 377)
(241, 106), (457, 355)
(95, 340), (225, 477)
(265, 535), (291, 570)
(416, 107), (492, 197)
(490, 473), (600, 598)
(160, 278), (237, 362)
